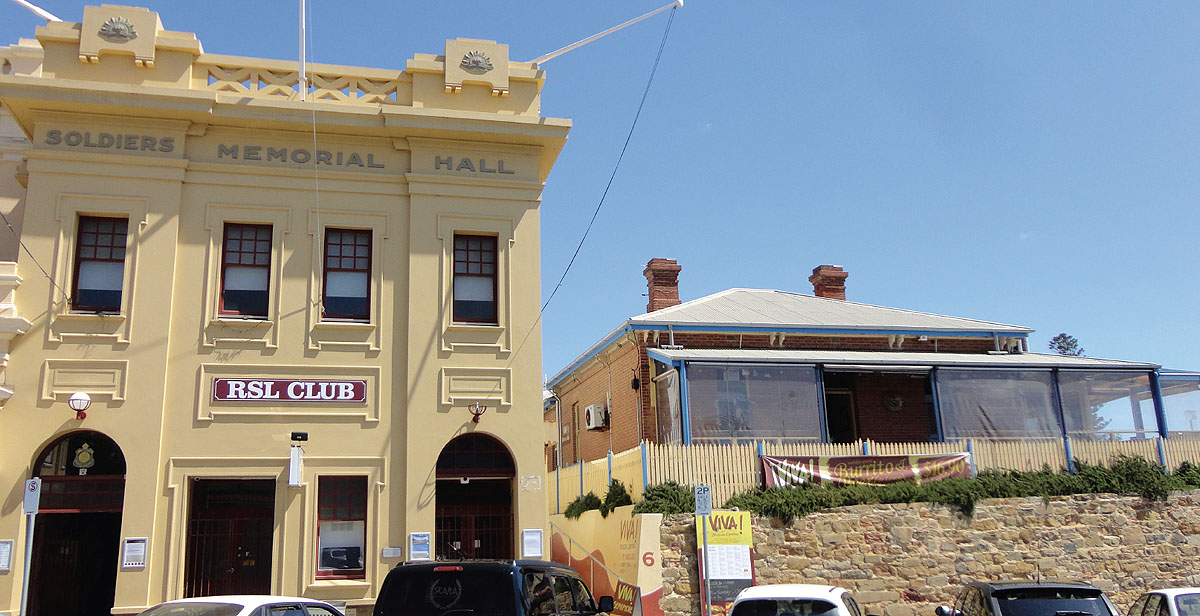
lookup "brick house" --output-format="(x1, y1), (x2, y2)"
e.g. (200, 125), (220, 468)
(546, 259), (1199, 466)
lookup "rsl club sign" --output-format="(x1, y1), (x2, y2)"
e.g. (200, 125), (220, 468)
(213, 378), (367, 403)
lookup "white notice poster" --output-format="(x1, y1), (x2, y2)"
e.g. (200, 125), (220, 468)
(522, 529), (543, 558)
(703, 544), (752, 579)
(0, 540), (12, 572)
(409, 532), (431, 561)
(123, 537), (147, 568)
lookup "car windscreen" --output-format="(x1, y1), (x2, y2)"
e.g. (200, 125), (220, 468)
(376, 569), (517, 616)
(136, 603), (244, 616)
(731, 599), (840, 616)
(1176, 593), (1200, 616)
(992, 588), (1114, 616)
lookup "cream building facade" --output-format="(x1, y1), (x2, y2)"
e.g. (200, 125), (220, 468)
(0, 6), (569, 614)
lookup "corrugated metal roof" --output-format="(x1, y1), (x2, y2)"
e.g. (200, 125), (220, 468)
(646, 348), (1159, 370)
(632, 288), (1033, 333)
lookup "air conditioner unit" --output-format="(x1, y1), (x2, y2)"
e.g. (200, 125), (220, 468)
(584, 403), (608, 430)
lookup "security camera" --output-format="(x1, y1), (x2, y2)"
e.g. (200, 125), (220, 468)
(290, 431), (309, 442)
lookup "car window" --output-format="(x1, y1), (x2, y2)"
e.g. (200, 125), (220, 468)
(267, 605), (307, 616)
(843, 593), (863, 616)
(568, 577), (597, 613)
(526, 571), (556, 616)
(553, 575), (578, 614)
(303, 606), (341, 616)
(730, 599), (839, 616)
(1144, 595), (1163, 616)
(137, 603), (245, 616)
(962, 589), (985, 616)
(1130, 595), (1149, 616)
(1176, 593), (1200, 616)
(375, 568), (518, 616)
(992, 588), (1114, 616)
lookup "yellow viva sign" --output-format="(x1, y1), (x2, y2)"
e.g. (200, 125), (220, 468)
(697, 510), (752, 545)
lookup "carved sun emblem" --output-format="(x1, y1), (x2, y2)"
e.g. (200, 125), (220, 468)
(98, 16), (138, 43)
(884, 393), (904, 412)
(460, 51), (494, 75)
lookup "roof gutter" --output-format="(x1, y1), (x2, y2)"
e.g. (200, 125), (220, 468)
(546, 320), (633, 389)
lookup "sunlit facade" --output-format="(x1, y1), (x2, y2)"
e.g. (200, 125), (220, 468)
(0, 6), (569, 614)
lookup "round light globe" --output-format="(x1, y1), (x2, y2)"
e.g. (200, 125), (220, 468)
(68, 391), (92, 412)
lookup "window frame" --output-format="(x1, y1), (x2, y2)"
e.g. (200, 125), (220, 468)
(71, 215), (129, 313)
(321, 227), (372, 321)
(315, 475), (368, 580)
(219, 222), (273, 319)
(451, 233), (498, 325)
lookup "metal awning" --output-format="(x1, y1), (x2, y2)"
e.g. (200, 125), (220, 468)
(645, 348), (1159, 370)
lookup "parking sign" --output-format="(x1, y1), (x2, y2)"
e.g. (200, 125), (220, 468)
(694, 484), (712, 516)
(23, 478), (40, 515)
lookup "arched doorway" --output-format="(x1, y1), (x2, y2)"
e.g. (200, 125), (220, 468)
(28, 430), (126, 616)
(435, 433), (515, 559)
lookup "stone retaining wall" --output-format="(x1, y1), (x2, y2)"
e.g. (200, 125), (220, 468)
(659, 492), (1200, 616)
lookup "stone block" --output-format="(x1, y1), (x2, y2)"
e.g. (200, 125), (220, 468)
(857, 591), (899, 604)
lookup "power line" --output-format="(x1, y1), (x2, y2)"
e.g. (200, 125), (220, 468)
(506, 6), (678, 376)
(541, 6), (677, 314)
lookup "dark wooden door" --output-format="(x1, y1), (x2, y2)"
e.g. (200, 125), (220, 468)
(184, 479), (275, 596)
(28, 512), (121, 616)
(435, 479), (513, 559)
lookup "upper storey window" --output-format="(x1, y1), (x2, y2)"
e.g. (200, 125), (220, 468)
(323, 228), (371, 321)
(72, 216), (128, 313)
(220, 223), (272, 318)
(453, 234), (496, 324)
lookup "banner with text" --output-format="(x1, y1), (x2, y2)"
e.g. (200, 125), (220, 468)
(695, 510), (754, 606)
(762, 453), (971, 488)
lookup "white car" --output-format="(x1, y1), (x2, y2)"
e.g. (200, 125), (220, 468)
(731, 584), (864, 616)
(136, 595), (345, 616)
(1129, 588), (1200, 616)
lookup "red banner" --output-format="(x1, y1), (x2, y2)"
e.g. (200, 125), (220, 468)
(762, 453), (971, 487)
(212, 378), (367, 403)
(611, 580), (641, 616)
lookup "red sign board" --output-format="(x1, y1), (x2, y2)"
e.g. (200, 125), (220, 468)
(212, 378), (367, 403)
(762, 453), (971, 487)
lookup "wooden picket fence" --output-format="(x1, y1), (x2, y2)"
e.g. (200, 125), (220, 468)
(546, 436), (1200, 514)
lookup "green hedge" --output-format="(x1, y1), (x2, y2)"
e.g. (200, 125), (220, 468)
(631, 457), (1200, 523)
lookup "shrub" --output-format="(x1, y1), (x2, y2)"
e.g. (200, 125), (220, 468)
(633, 481), (694, 515)
(635, 457), (1200, 523)
(563, 492), (602, 520)
(600, 480), (634, 517)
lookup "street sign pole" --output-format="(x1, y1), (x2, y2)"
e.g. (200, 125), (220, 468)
(20, 478), (41, 616)
(694, 484), (712, 616)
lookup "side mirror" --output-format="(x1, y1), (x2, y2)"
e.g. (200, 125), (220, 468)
(597, 596), (615, 613)
(935, 607), (953, 616)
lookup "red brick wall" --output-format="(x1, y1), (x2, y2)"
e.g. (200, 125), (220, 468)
(850, 373), (935, 442)
(551, 340), (644, 465)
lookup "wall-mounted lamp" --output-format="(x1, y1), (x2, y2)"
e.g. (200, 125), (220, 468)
(68, 392), (91, 420)
(468, 402), (487, 423)
(288, 431), (307, 488)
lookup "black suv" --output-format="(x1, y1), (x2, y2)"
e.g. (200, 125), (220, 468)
(936, 581), (1120, 616)
(373, 560), (616, 616)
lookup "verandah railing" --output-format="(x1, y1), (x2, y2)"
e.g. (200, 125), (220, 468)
(545, 436), (1200, 514)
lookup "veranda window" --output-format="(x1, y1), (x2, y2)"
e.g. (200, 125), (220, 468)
(936, 369), (1059, 439)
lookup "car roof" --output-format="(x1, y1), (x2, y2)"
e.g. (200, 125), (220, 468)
(734, 584), (850, 602)
(158, 596), (336, 607)
(969, 581), (1104, 593)
(392, 559), (578, 574)
(1142, 588), (1200, 598)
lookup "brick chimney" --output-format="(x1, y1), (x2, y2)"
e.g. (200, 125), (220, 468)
(809, 264), (848, 300)
(643, 258), (682, 312)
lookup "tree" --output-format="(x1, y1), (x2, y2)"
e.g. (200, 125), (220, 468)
(1048, 333), (1110, 435)
(1049, 333), (1084, 357)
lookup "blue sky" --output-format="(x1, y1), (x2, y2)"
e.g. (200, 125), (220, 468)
(4, 1), (1199, 377)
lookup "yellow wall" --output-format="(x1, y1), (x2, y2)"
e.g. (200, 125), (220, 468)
(0, 6), (568, 614)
